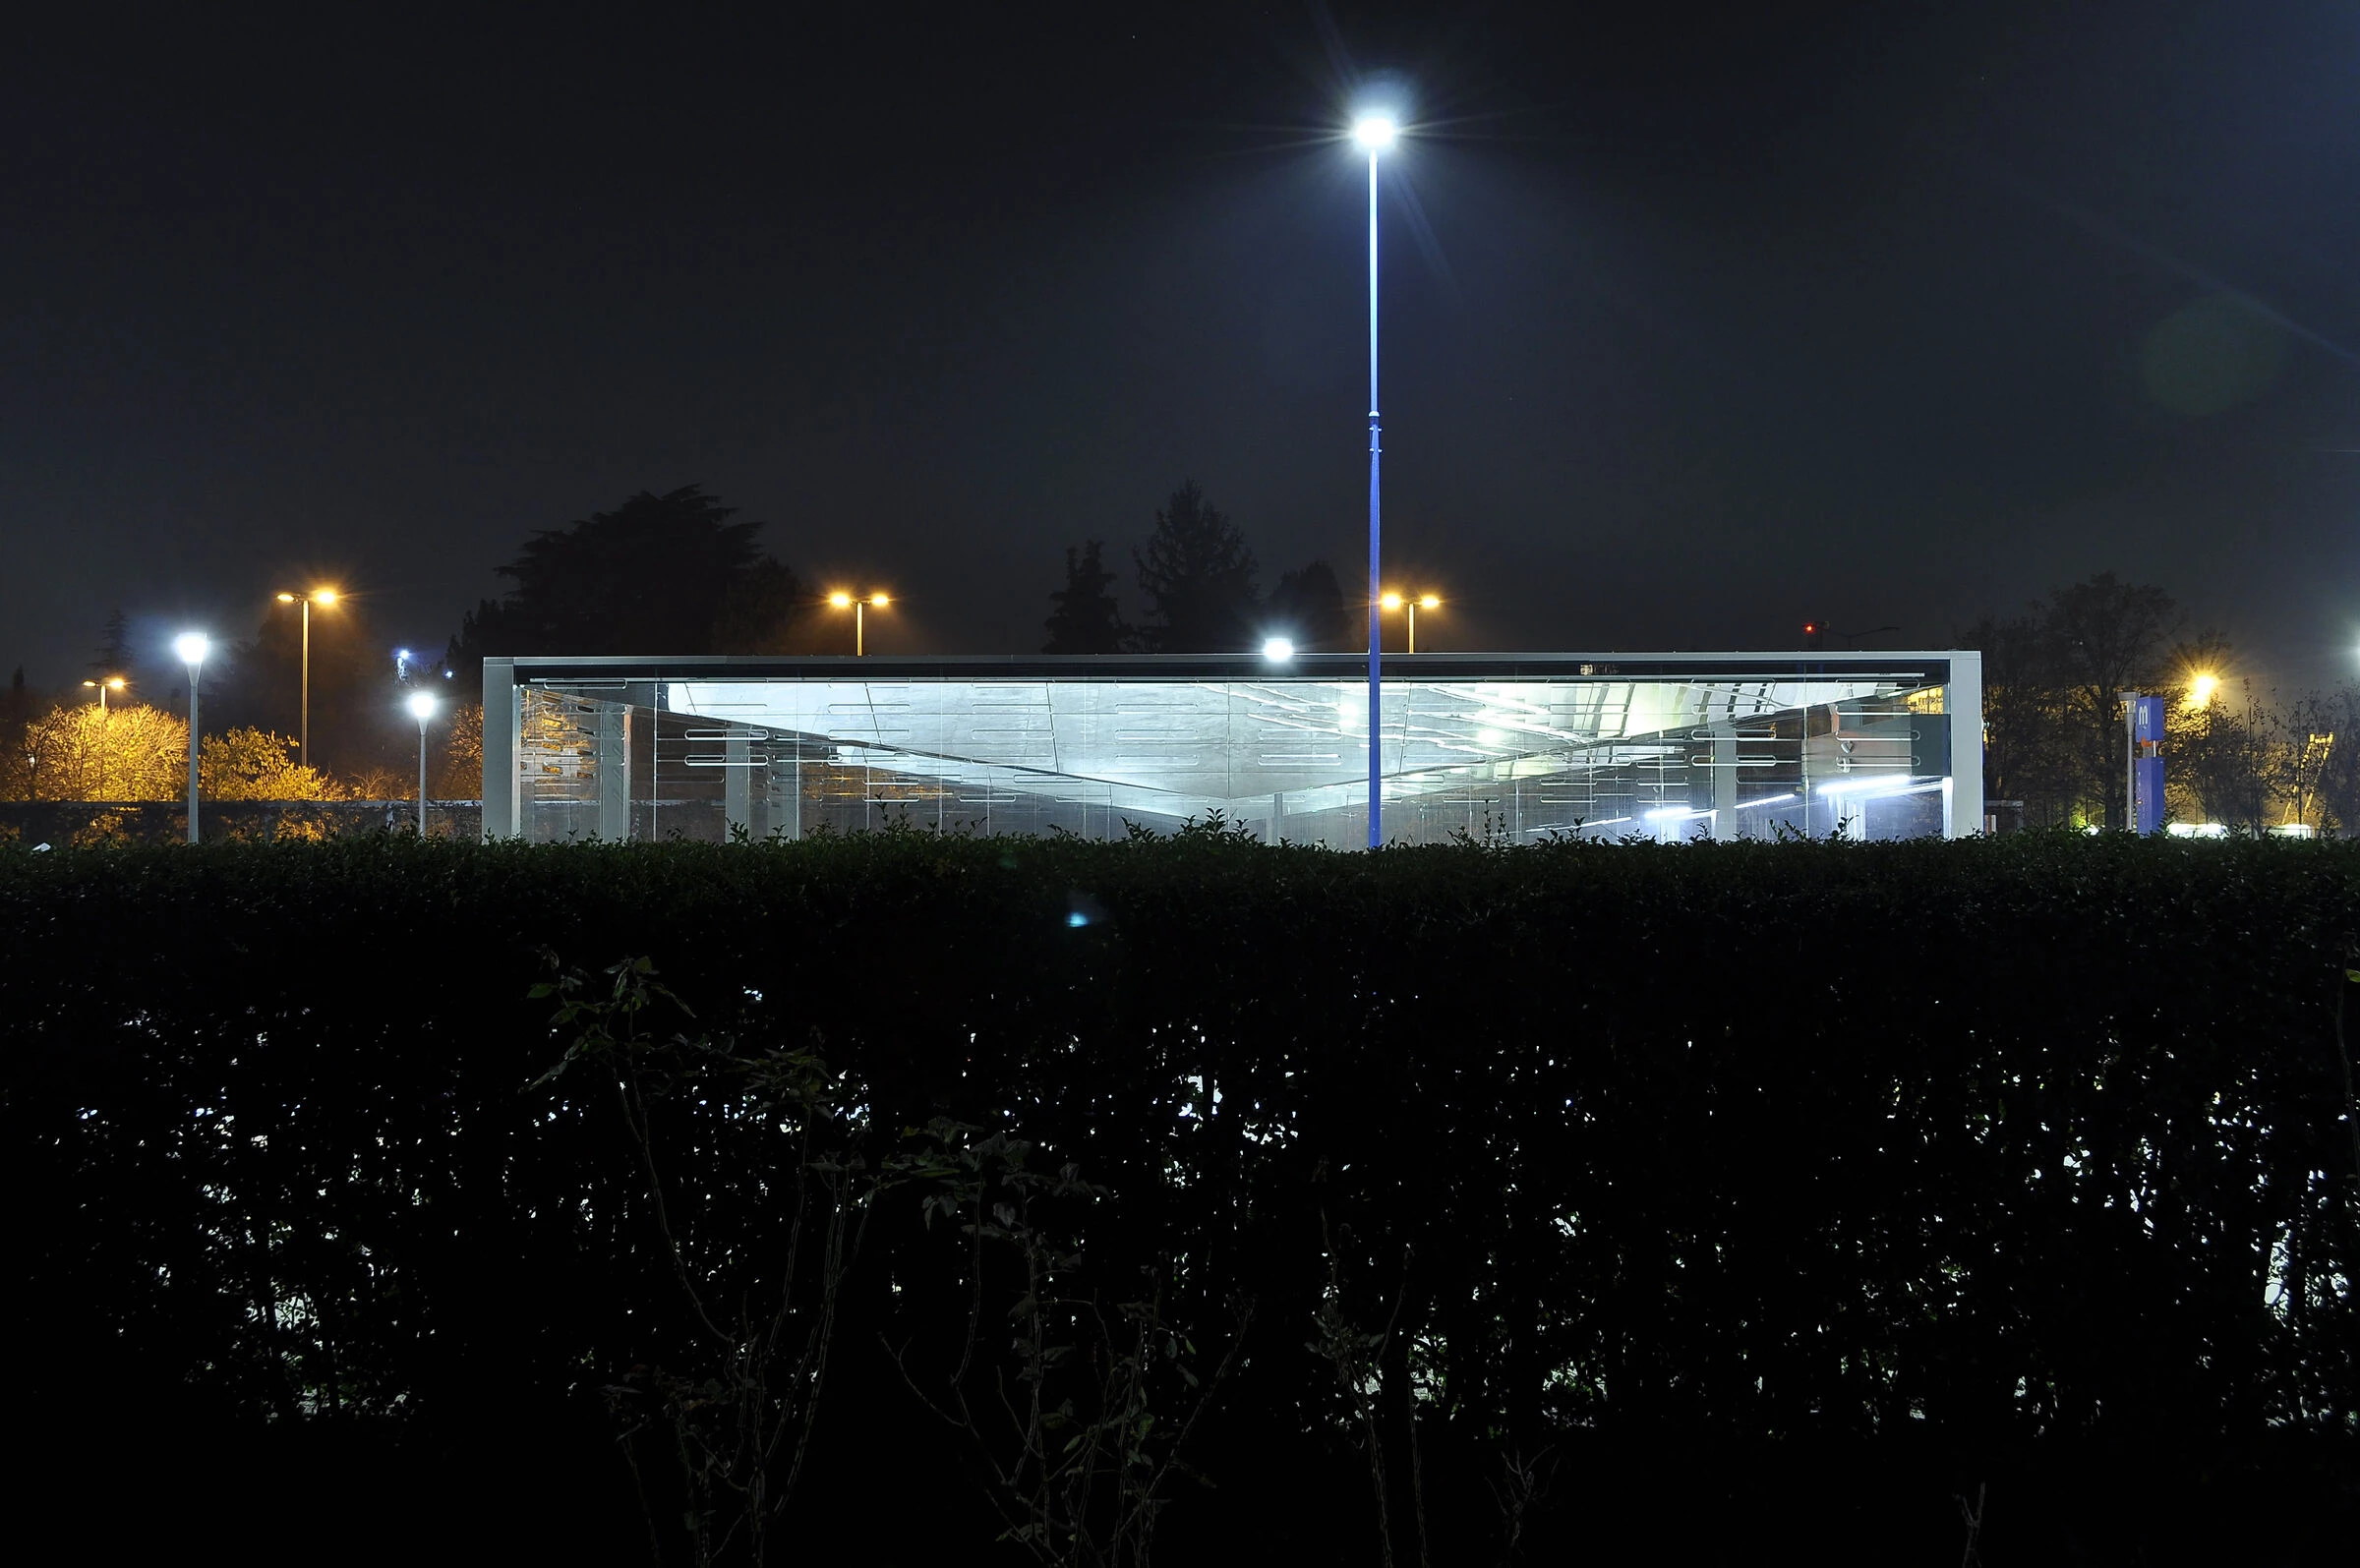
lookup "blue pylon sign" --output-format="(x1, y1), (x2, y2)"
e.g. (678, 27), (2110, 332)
(2128, 693), (2165, 834)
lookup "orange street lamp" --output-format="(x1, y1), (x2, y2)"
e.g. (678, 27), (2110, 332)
(1378, 591), (1442, 653)
(82, 675), (128, 713)
(827, 591), (892, 656)
(275, 588), (341, 770)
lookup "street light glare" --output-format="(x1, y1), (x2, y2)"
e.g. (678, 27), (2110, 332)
(277, 592), (297, 603)
(2190, 671), (2220, 707)
(1262, 638), (1295, 661)
(870, 593), (890, 607)
(1381, 592), (1403, 610)
(828, 591), (854, 609)
(173, 633), (208, 666)
(312, 588), (338, 606)
(406, 691), (438, 722)
(1351, 114), (1398, 152)
(1419, 595), (1440, 610)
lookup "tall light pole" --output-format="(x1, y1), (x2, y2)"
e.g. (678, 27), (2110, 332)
(406, 689), (438, 836)
(1353, 112), (1397, 848)
(275, 588), (340, 772)
(175, 633), (208, 843)
(82, 676), (126, 712)
(827, 591), (891, 656)
(1380, 591), (1442, 654)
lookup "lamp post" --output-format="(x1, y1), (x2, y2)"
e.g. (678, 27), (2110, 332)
(1352, 111), (1397, 848)
(82, 676), (126, 712)
(1379, 591), (1441, 654)
(174, 634), (208, 843)
(827, 591), (891, 656)
(406, 689), (437, 837)
(275, 588), (340, 771)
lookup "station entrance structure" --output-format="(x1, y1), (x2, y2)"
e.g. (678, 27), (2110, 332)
(481, 652), (1984, 846)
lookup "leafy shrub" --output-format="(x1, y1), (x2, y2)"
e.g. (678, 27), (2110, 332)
(2, 832), (2354, 1560)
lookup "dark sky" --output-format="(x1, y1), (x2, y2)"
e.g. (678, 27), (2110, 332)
(8, 2), (2360, 689)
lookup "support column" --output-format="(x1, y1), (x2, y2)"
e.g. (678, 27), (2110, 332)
(725, 736), (752, 841)
(1947, 651), (1984, 839)
(1711, 692), (1739, 839)
(480, 659), (518, 841)
(596, 701), (630, 842)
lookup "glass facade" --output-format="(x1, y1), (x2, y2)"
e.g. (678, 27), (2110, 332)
(483, 653), (1984, 846)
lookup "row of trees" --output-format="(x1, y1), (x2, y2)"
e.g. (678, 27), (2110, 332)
(1976, 572), (2360, 833)
(1044, 480), (1351, 653)
(0, 681), (482, 803)
(437, 478), (1358, 667)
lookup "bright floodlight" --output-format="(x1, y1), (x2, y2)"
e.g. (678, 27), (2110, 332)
(1263, 637), (1295, 661)
(173, 633), (209, 666)
(406, 691), (438, 723)
(1352, 114), (1398, 153)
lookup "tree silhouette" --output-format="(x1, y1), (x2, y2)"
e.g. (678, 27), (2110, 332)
(1042, 541), (1131, 654)
(447, 486), (802, 672)
(92, 609), (132, 678)
(1263, 561), (1350, 652)
(1134, 481), (1259, 653)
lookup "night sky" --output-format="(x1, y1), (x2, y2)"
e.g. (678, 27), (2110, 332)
(8, 3), (2360, 689)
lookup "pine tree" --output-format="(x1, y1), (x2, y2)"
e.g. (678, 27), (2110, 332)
(92, 609), (133, 677)
(1042, 542), (1131, 654)
(1134, 481), (1259, 653)
(1264, 561), (1350, 651)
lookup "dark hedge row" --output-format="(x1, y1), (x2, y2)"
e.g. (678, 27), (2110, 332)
(3, 831), (2356, 1562)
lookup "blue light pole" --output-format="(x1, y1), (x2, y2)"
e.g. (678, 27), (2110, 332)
(1353, 112), (1397, 848)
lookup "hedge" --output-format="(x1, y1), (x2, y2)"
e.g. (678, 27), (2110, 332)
(3, 830), (2355, 1561)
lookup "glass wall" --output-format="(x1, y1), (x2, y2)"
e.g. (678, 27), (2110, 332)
(488, 654), (1980, 846)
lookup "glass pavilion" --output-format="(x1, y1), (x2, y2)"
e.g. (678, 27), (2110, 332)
(481, 652), (1984, 846)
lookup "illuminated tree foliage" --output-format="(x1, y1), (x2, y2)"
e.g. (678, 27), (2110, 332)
(198, 727), (339, 802)
(21, 702), (187, 800)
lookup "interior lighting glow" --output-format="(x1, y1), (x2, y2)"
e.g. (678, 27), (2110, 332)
(1817, 776), (1939, 797)
(1262, 638), (1295, 661)
(1736, 792), (1799, 810)
(1352, 114), (1398, 152)
(2167, 822), (2228, 839)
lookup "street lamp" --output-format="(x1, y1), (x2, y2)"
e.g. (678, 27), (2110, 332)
(2188, 671), (2220, 709)
(1352, 110), (1397, 848)
(175, 633), (208, 843)
(405, 689), (437, 837)
(82, 676), (127, 712)
(275, 588), (340, 771)
(827, 590), (892, 656)
(1262, 637), (1295, 662)
(1379, 591), (1442, 654)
